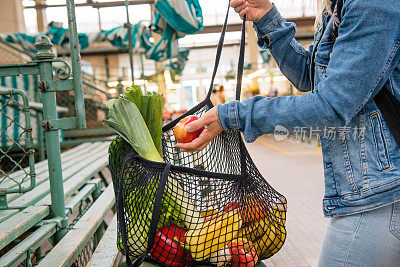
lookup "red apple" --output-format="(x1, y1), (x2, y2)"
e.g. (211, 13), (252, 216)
(174, 115), (204, 143)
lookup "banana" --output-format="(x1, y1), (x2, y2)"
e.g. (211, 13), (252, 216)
(237, 214), (272, 242)
(254, 223), (276, 256)
(254, 214), (287, 258)
(269, 224), (286, 255)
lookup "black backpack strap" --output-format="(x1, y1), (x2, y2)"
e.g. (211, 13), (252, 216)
(331, 0), (400, 147)
(373, 83), (400, 146)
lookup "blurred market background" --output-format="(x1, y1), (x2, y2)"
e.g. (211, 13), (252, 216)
(0, 1), (327, 266)
(1, 0), (317, 126)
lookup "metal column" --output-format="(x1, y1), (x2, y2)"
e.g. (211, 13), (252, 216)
(124, 0), (135, 84)
(35, 37), (68, 242)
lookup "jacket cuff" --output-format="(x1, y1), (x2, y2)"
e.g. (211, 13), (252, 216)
(253, 5), (285, 46)
(217, 101), (240, 131)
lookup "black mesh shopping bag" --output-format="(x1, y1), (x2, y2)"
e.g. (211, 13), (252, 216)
(108, 4), (287, 267)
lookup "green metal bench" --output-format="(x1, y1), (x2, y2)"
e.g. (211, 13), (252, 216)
(0, 0), (124, 265)
(88, 215), (122, 267)
(0, 141), (112, 266)
(37, 183), (115, 267)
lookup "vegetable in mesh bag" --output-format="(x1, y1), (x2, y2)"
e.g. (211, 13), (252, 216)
(107, 84), (287, 264)
(124, 85), (163, 157)
(106, 93), (204, 257)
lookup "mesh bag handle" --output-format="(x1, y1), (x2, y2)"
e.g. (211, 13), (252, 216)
(205, 0), (233, 101)
(235, 15), (246, 101)
(162, 1), (246, 132)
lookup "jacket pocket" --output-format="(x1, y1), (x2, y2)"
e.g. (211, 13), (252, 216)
(369, 112), (391, 171)
(390, 201), (400, 240)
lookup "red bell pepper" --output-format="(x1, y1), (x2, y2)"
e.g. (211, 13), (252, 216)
(229, 238), (259, 267)
(150, 224), (193, 267)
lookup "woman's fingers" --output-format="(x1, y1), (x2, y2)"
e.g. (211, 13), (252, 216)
(230, 0), (245, 8)
(176, 130), (212, 152)
(180, 140), (211, 153)
(186, 108), (216, 132)
(234, 3), (247, 14)
(175, 107), (222, 152)
(186, 108), (217, 132)
(196, 141), (212, 151)
(239, 7), (249, 19)
(185, 117), (206, 132)
(177, 122), (222, 152)
(231, 0), (273, 21)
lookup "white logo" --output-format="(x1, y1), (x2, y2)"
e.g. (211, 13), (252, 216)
(274, 125), (289, 142)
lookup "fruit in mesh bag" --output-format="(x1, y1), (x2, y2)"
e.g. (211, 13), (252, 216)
(232, 200), (286, 258)
(210, 238), (259, 267)
(254, 208), (287, 258)
(150, 224), (193, 267)
(236, 214), (272, 242)
(184, 210), (243, 261)
(174, 115), (204, 143)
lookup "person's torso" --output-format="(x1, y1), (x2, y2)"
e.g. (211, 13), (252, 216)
(313, 10), (400, 217)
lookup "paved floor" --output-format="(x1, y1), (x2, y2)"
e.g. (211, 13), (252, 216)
(245, 135), (329, 267)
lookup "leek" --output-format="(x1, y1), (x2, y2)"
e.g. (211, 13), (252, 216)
(123, 86), (163, 157)
(140, 95), (151, 123)
(143, 93), (163, 156)
(106, 98), (162, 162)
(106, 97), (204, 252)
(124, 85), (142, 110)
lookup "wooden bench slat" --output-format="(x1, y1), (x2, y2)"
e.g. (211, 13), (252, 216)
(0, 180), (106, 266)
(0, 206), (50, 250)
(64, 127), (115, 138)
(87, 215), (121, 267)
(0, 223), (57, 267)
(9, 153), (108, 208)
(37, 184), (115, 267)
(5, 142), (109, 203)
(0, 209), (19, 224)
(35, 156), (107, 206)
(65, 183), (97, 216)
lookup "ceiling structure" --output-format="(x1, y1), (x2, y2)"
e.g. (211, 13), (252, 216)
(23, 0), (315, 55)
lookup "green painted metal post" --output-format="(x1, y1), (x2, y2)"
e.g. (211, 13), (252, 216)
(140, 52), (147, 93)
(125, 0), (135, 83)
(117, 77), (124, 95)
(35, 36), (68, 242)
(66, 0), (86, 129)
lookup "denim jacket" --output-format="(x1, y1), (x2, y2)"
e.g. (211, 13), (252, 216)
(217, 1), (400, 217)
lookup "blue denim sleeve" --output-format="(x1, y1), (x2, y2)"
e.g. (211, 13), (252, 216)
(218, 0), (400, 143)
(253, 5), (313, 92)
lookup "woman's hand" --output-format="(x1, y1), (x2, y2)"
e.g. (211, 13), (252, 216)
(176, 107), (223, 152)
(230, 0), (273, 21)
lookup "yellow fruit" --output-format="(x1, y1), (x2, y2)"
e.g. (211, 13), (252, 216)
(254, 218), (287, 258)
(185, 211), (243, 261)
(237, 215), (272, 242)
(200, 207), (219, 218)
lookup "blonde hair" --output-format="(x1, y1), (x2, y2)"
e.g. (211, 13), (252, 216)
(316, 0), (332, 26)
(322, 0), (331, 11)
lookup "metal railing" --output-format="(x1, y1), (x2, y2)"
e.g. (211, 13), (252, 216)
(0, 0), (86, 243)
(0, 89), (36, 207)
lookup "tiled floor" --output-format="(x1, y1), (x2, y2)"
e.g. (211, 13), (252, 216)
(246, 135), (329, 267)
